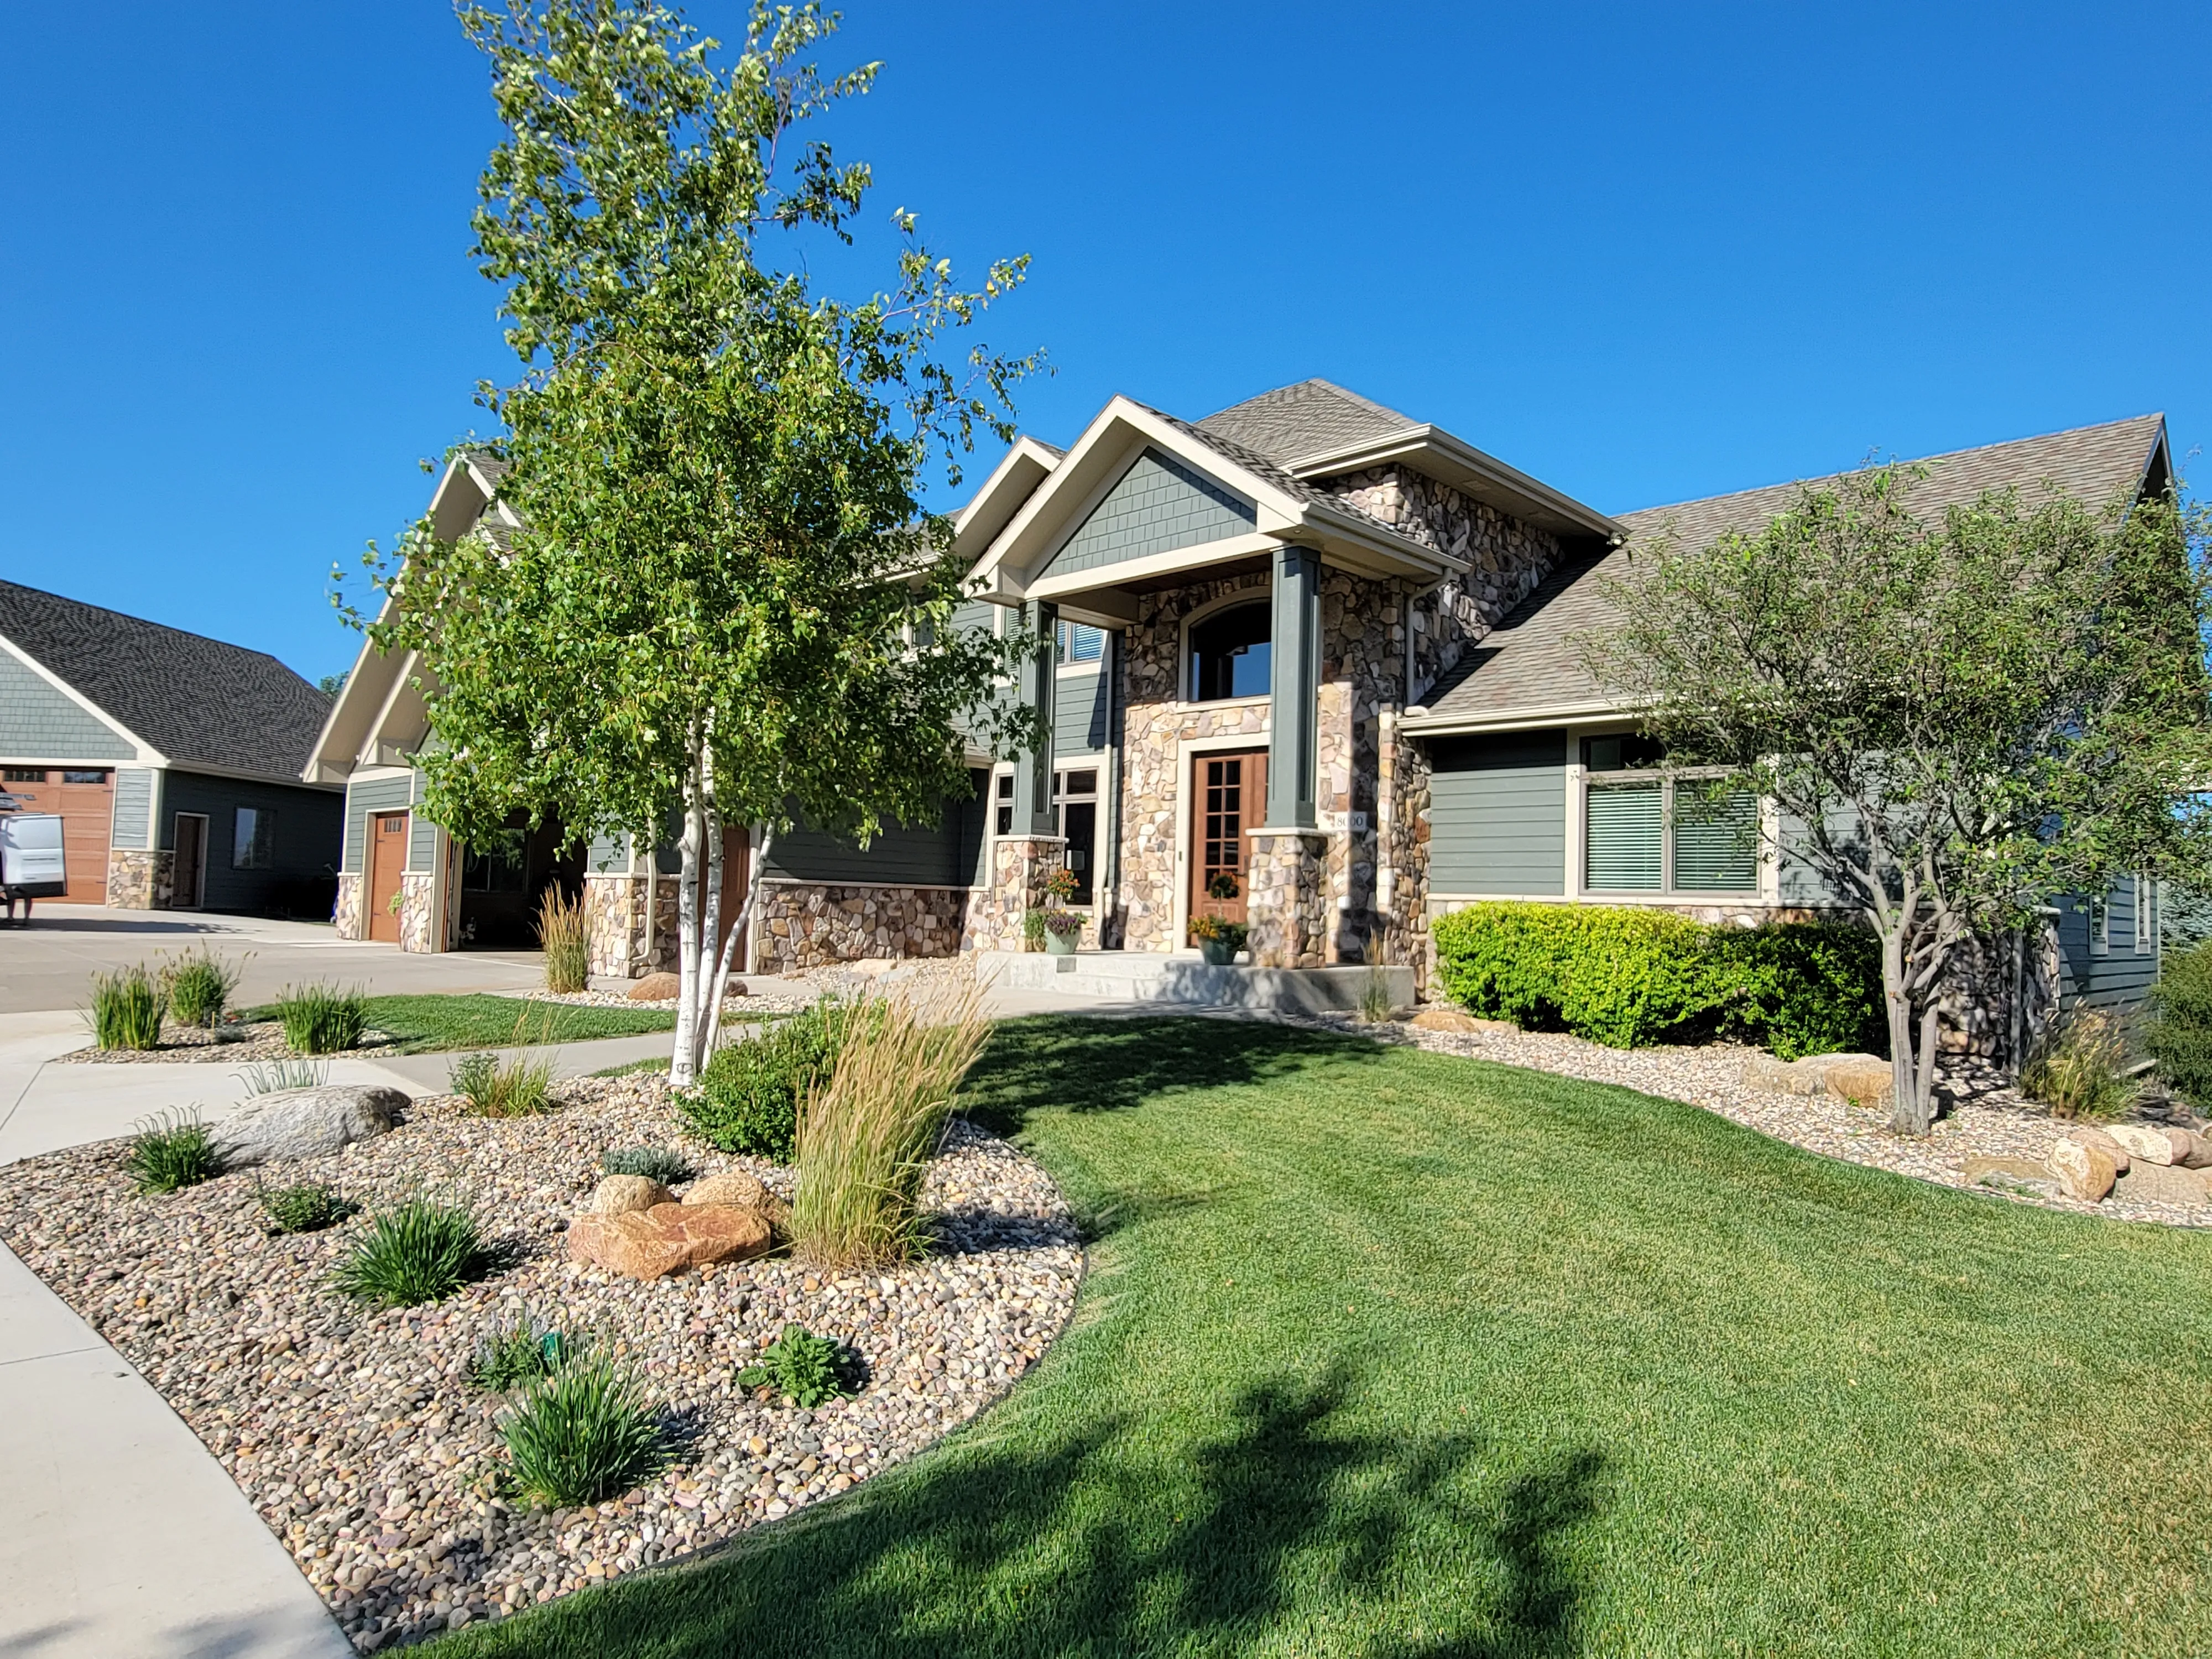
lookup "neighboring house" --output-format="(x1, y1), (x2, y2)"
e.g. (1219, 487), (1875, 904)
(0, 580), (343, 915)
(308, 382), (2173, 1026)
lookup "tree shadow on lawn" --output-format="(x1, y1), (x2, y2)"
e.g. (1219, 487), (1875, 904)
(471, 1365), (1606, 1659)
(958, 1014), (1384, 1133)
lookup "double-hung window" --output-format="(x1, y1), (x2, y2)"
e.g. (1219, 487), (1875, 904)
(1582, 734), (1760, 895)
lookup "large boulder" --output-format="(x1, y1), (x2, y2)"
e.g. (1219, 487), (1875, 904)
(1741, 1054), (1828, 1095)
(683, 1171), (770, 1210)
(2047, 1138), (2118, 1203)
(590, 1174), (671, 1215)
(645, 1202), (772, 1265)
(2107, 1124), (2193, 1167)
(2113, 1161), (2211, 1207)
(628, 972), (681, 1002)
(2065, 1125), (2131, 1173)
(1410, 1007), (1515, 1035)
(1816, 1056), (1894, 1109)
(208, 1085), (406, 1167)
(567, 1201), (773, 1281)
(1963, 1155), (2053, 1187)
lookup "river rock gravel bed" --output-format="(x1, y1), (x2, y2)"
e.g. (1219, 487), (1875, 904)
(0, 1074), (1081, 1651)
(54, 1019), (401, 1065)
(1306, 1011), (2211, 1229)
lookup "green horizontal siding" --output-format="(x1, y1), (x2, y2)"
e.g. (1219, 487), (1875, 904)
(2060, 879), (2159, 1015)
(1054, 667), (1109, 758)
(761, 775), (990, 889)
(109, 767), (154, 851)
(342, 774), (414, 874)
(1044, 448), (1255, 580)
(0, 648), (134, 760)
(1424, 731), (1567, 896)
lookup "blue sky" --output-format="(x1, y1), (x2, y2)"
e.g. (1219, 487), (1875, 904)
(2, 2), (2205, 685)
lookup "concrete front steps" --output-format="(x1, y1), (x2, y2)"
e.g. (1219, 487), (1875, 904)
(972, 949), (1413, 1016)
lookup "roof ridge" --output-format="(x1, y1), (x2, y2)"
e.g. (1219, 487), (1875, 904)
(1619, 413), (2166, 521)
(0, 578), (306, 678)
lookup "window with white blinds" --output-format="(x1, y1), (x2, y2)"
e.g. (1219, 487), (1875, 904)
(1585, 782), (1663, 890)
(1672, 783), (1759, 891)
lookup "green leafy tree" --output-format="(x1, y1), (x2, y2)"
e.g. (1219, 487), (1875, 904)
(354, 0), (1041, 1081)
(1586, 467), (2212, 1134)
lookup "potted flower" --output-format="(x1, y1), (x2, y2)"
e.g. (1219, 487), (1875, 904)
(1042, 909), (1085, 956)
(1190, 913), (1247, 966)
(1044, 865), (1080, 904)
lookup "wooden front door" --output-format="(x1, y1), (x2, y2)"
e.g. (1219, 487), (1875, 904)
(1189, 750), (1266, 938)
(698, 825), (751, 967)
(172, 813), (207, 910)
(368, 812), (408, 942)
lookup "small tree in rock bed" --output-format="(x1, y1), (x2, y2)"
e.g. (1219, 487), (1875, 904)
(359, 0), (1040, 1083)
(1587, 466), (2212, 1135)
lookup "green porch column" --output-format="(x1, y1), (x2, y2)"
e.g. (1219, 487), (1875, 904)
(1266, 545), (1320, 830)
(1013, 599), (1058, 837)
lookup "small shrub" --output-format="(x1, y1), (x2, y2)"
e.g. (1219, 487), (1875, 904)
(162, 946), (242, 1028)
(1703, 922), (1887, 1060)
(122, 1109), (222, 1193)
(1021, 909), (1047, 951)
(89, 964), (166, 1051)
(332, 1198), (487, 1307)
(260, 1182), (353, 1234)
(791, 977), (991, 1270)
(276, 983), (367, 1055)
(498, 1356), (664, 1506)
(537, 888), (591, 995)
(450, 1050), (555, 1118)
(2146, 939), (2212, 1106)
(235, 1058), (329, 1097)
(680, 999), (857, 1161)
(2021, 1009), (2135, 1121)
(472, 1318), (580, 1392)
(737, 1323), (853, 1407)
(600, 1145), (693, 1185)
(1188, 914), (1248, 952)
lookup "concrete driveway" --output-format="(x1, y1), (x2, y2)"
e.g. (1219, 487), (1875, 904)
(0, 904), (544, 1015)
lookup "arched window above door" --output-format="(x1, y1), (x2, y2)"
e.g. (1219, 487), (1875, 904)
(1187, 601), (1270, 701)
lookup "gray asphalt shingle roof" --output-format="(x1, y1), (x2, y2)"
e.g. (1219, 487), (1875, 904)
(0, 580), (335, 779)
(1196, 378), (1419, 465)
(1418, 413), (2170, 727)
(1141, 398), (1412, 544)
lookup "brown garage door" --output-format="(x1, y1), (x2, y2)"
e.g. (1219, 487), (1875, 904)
(1, 767), (113, 902)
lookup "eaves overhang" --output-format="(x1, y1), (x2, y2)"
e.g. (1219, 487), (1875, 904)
(1400, 697), (1627, 737)
(1288, 426), (1624, 545)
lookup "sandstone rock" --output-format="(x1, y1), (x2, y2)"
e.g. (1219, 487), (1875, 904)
(2113, 1161), (2211, 1207)
(1741, 1054), (1827, 1096)
(644, 1201), (773, 1266)
(628, 972), (681, 1001)
(1817, 1056), (1895, 1109)
(1963, 1155), (2053, 1187)
(1410, 1007), (1515, 1035)
(682, 1171), (770, 1211)
(207, 1084), (406, 1167)
(567, 1212), (689, 1280)
(590, 1174), (671, 1216)
(2107, 1123), (2189, 1166)
(2047, 1139), (2117, 1203)
(2064, 1125), (2131, 1172)
(2178, 1128), (2212, 1170)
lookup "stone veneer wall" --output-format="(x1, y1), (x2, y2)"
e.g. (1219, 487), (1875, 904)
(966, 837), (1063, 953)
(585, 873), (651, 979)
(755, 881), (972, 971)
(332, 871), (365, 940)
(398, 870), (441, 954)
(106, 848), (174, 911)
(1246, 830), (1328, 968)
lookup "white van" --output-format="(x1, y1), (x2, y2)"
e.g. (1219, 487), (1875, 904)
(0, 810), (67, 919)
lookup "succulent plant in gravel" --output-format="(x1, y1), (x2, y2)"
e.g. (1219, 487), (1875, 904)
(599, 1144), (693, 1185)
(737, 1322), (853, 1408)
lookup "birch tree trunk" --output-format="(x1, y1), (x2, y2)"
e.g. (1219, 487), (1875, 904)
(701, 823), (773, 1058)
(670, 750), (706, 1086)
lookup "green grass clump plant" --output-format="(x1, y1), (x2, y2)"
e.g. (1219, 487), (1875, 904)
(681, 999), (858, 1161)
(161, 945), (242, 1029)
(331, 1198), (487, 1307)
(234, 1058), (330, 1097)
(2021, 1008), (2135, 1121)
(736, 1323), (852, 1407)
(121, 1109), (222, 1193)
(472, 1317), (580, 1392)
(275, 982), (368, 1055)
(259, 1181), (353, 1234)
(790, 979), (991, 1270)
(600, 1145), (693, 1185)
(537, 888), (591, 995)
(88, 964), (166, 1051)
(497, 1355), (664, 1506)
(450, 1048), (556, 1118)
(2146, 938), (2212, 1107)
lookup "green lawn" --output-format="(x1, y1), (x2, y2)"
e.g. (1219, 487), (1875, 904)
(240, 994), (677, 1055)
(442, 1016), (2212, 1657)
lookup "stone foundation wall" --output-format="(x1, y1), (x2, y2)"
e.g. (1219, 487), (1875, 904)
(332, 871), (365, 940)
(967, 838), (1063, 953)
(399, 871), (440, 954)
(585, 873), (651, 979)
(106, 848), (174, 911)
(757, 882), (973, 971)
(1247, 830), (1328, 968)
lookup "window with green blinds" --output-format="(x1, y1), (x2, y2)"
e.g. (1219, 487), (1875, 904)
(1585, 782), (1662, 890)
(1672, 784), (1758, 891)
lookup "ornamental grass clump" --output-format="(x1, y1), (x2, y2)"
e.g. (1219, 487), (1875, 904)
(790, 975), (992, 1271)
(88, 964), (166, 1051)
(235, 1058), (328, 1097)
(600, 1145), (692, 1185)
(259, 1181), (353, 1235)
(681, 999), (858, 1161)
(450, 1048), (555, 1118)
(332, 1198), (487, 1307)
(276, 982), (367, 1055)
(497, 1355), (664, 1506)
(737, 1323), (852, 1407)
(536, 888), (591, 994)
(161, 945), (242, 1029)
(2021, 1008), (2135, 1123)
(122, 1109), (222, 1193)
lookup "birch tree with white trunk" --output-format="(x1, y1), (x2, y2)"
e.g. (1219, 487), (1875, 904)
(355, 0), (1041, 1082)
